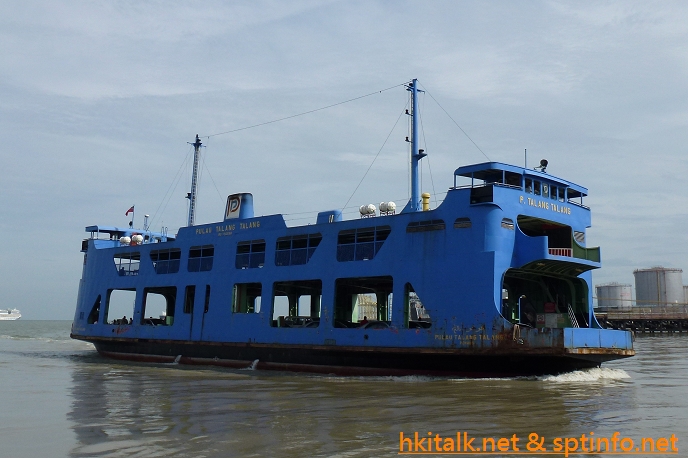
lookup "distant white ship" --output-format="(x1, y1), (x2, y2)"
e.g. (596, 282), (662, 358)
(0, 309), (21, 321)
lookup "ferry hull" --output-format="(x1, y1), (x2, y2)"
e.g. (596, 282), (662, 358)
(74, 334), (632, 377)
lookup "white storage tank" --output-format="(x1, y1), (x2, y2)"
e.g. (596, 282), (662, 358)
(634, 267), (684, 306)
(595, 283), (632, 310)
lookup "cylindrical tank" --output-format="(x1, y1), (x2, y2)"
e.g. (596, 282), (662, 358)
(595, 283), (632, 310)
(634, 267), (684, 306)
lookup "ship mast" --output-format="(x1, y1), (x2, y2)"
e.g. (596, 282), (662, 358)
(187, 134), (202, 226)
(408, 79), (426, 212)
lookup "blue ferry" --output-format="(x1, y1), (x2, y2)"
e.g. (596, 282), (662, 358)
(70, 80), (634, 376)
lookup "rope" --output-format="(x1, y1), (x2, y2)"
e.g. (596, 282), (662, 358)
(204, 82), (406, 138)
(342, 99), (409, 211)
(418, 81), (491, 161)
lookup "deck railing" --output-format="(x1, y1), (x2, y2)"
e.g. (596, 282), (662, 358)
(548, 248), (572, 257)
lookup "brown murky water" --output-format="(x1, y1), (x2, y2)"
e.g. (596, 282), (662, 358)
(1, 321), (685, 457)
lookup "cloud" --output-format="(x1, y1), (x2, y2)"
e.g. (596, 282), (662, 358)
(3, 1), (688, 317)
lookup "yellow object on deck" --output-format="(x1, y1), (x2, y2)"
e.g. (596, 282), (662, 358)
(421, 193), (431, 211)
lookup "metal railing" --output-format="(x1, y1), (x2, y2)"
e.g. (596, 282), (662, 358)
(548, 248), (572, 257)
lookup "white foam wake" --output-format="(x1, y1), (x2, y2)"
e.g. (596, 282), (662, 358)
(539, 367), (630, 382)
(239, 359), (260, 371)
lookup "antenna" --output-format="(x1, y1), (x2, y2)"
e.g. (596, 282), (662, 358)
(407, 79), (426, 212)
(524, 148), (527, 168)
(186, 134), (203, 226)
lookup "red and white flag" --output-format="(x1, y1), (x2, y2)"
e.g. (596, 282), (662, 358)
(125, 205), (134, 216)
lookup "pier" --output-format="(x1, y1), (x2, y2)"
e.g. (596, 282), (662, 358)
(597, 306), (688, 333)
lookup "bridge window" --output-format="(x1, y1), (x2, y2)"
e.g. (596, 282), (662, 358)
(232, 283), (262, 313)
(336, 226), (390, 262)
(188, 245), (214, 272)
(114, 252), (140, 276)
(550, 185), (558, 200)
(541, 183), (549, 198)
(150, 248), (181, 274)
(525, 179), (533, 193)
(534, 181), (541, 196)
(275, 233), (322, 266)
(236, 240), (266, 269)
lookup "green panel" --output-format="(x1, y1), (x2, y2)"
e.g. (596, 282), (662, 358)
(571, 237), (600, 262)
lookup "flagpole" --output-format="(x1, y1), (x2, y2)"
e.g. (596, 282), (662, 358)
(126, 205), (135, 229)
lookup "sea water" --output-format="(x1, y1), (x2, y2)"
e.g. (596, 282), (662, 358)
(1, 321), (686, 457)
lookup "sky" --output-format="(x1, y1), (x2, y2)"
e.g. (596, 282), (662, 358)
(2, 1), (688, 319)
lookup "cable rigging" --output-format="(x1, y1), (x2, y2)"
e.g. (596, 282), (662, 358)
(203, 82), (406, 139)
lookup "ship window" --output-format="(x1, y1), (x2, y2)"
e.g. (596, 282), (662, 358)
(404, 283), (431, 329)
(550, 185), (558, 200)
(406, 220), (446, 233)
(232, 283), (262, 313)
(150, 248), (181, 274)
(505, 171), (522, 188)
(105, 289), (136, 325)
(113, 252), (140, 276)
(270, 280), (322, 328)
(534, 181), (541, 196)
(454, 217), (472, 229)
(275, 233), (322, 266)
(525, 179), (533, 193)
(87, 295), (101, 324)
(541, 183), (549, 198)
(188, 245), (214, 272)
(333, 276), (393, 328)
(183, 285), (195, 314)
(558, 187), (566, 202)
(236, 240), (266, 269)
(142, 286), (176, 326)
(336, 226), (391, 262)
(501, 218), (515, 230)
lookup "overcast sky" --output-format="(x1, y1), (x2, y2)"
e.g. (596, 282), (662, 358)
(2, 1), (688, 318)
